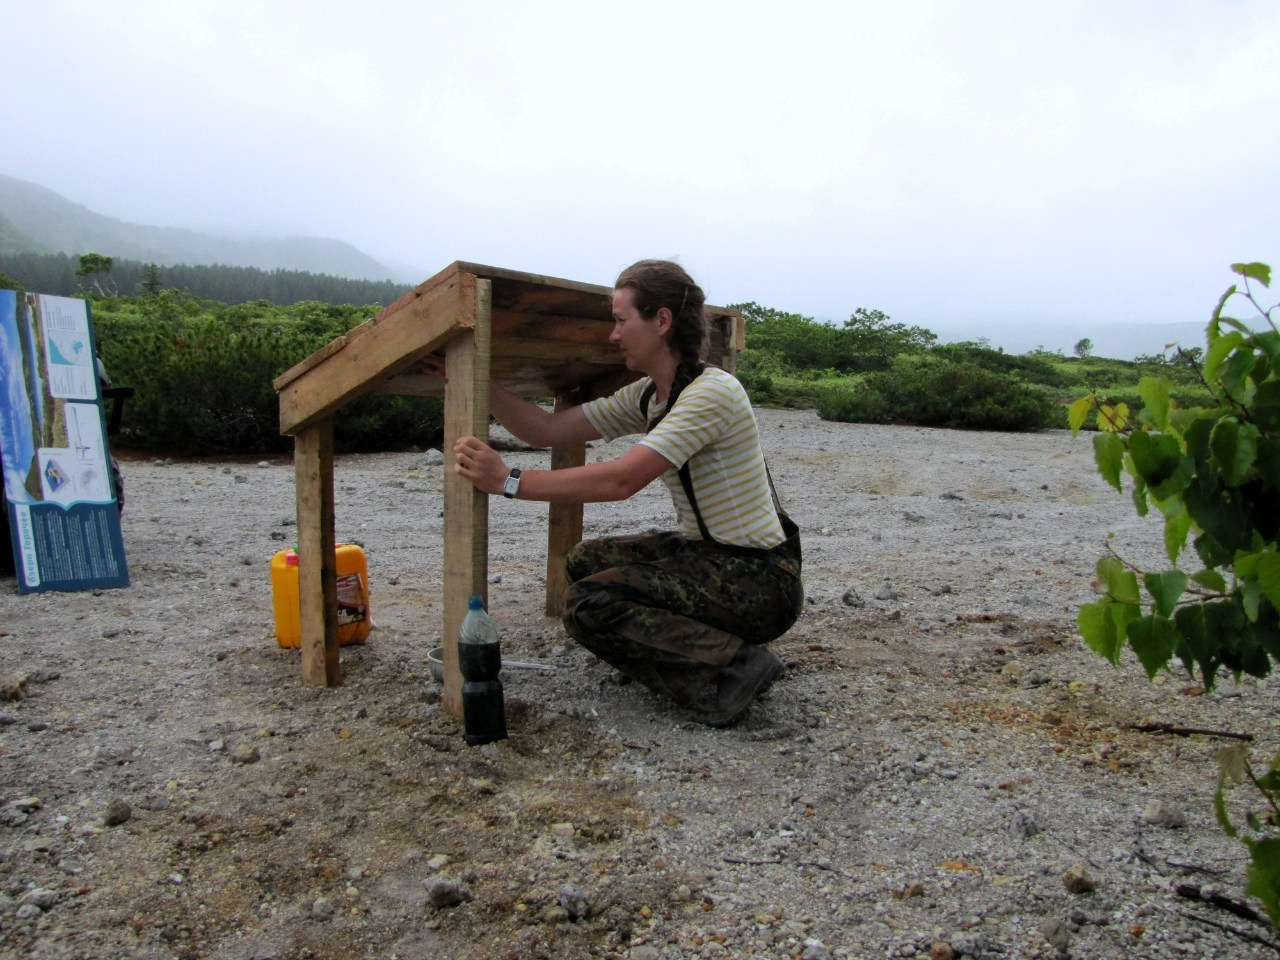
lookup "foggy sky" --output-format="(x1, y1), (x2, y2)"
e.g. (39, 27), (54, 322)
(3, 0), (1277, 355)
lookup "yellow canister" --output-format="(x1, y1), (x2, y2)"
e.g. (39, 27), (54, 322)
(271, 544), (371, 649)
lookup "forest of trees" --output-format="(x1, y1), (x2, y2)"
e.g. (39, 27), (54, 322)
(0, 251), (411, 306)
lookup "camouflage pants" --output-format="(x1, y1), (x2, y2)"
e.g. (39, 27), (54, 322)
(562, 531), (803, 707)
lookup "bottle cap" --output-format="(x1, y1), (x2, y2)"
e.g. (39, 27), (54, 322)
(285, 550), (299, 567)
(468, 595), (484, 611)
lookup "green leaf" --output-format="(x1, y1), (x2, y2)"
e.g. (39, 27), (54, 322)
(1068, 396), (1093, 434)
(1244, 837), (1280, 928)
(1078, 601), (1121, 662)
(1221, 348), (1258, 402)
(1231, 261), (1272, 287)
(1128, 429), (1193, 500)
(1215, 744), (1246, 835)
(1143, 570), (1187, 618)
(1138, 376), (1171, 431)
(1131, 473), (1149, 516)
(1098, 402), (1129, 432)
(1174, 602), (1220, 689)
(1184, 480), (1247, 556)
(1259, 552), (1280, 610)
(1209, 419), (1258, 486)
(1252, 380), (1280, 433)
(1203, 330), (1243, 382)
(1256, 330), (1280, 372)
(1209, 284), (1237, 338)
(1092, 432), (1125, 492)
(1109, 599), (1141, 646)
(1099, 556), (1141, 604)
(1163, 510), (1192, 566)
(1219, 742), (1249, 785)
(1126, 614), (1180, 678)
(1241, 579), (1261, 622)
(1189, 568), (1228, 593)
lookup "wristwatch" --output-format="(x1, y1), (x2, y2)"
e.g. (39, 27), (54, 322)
(502, 467), (522, 499)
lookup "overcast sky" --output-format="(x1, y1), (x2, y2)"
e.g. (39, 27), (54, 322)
(3, 1), (1277, 354)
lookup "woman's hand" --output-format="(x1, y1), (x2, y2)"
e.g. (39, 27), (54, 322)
(452, 436), (510, 495)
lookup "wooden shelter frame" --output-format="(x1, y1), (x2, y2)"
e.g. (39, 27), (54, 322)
(273, 262), (743, 719)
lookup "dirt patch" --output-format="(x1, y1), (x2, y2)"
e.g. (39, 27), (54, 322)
(1, 409), (1275, 958)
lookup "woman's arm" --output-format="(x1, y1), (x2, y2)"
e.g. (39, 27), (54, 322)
(490, 382), (601, 448)
(453, 435), (670, 503)
(418, 355), (601, 448)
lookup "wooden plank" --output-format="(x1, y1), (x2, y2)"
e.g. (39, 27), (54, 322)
(278, 274), (467, 435)
(545, 393), (586, 616)
(440, 276), (491, 720)
(273, 336), (347, 392)
(490, 312), (607, 342)
(295, 421), (340, 686)
(490, 338), (621, 365)
(455, 261), (611, 300)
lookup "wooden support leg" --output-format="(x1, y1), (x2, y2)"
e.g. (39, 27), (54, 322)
(295, 420), (340, 686)
(441, 278), (492, 720)
(546, 393), (585, 618)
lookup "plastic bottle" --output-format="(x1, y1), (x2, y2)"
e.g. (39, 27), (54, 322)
(459, 594), (507, 746)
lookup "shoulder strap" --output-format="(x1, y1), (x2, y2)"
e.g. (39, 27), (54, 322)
(640, 380), (657, 419)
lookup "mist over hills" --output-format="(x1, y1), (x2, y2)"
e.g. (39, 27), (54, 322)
(0, 175), (411, 282)
(925, 318), (1210, 361)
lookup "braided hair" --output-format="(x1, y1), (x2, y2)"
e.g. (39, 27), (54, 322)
(615, 259), (708, 430)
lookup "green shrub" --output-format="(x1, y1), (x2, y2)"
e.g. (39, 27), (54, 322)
(814, 378), (891, 422)
(763, 377), (828, 409)
(818, 357), (1057, 430)
(93, 298), (442, 455)
(1073, 261), (1280, 929)
(930, 343), (1072, 388)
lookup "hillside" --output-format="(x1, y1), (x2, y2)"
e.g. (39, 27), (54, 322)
(0, 175), (401, 281)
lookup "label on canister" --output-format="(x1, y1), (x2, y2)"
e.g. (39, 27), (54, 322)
(336, 572), (367, 626)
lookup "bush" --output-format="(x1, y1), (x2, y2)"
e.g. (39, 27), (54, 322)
(818, 357), (1058, 431)
(814, 378), (891, 423)
(930, 343), (1072, 388)
(1074, 261), (1280, 929)
(93, 297), (443, 455)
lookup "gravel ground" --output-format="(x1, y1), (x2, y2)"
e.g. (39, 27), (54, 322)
(1, 407), (1277, 960)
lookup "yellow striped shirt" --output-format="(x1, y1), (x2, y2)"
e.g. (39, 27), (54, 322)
(581, 367), (784, 549)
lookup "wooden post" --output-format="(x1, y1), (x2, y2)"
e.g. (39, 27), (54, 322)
(295, 420), (340, 686)
(441, 277), (491, 719)
(545, 393), (585, 617)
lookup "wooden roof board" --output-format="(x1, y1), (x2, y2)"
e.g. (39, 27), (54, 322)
(276, 261), (744, 425)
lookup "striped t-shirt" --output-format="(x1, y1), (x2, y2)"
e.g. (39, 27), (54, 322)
(580, 366), (784, 549)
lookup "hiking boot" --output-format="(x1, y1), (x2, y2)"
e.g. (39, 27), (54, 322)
(687, 645), (784, 727)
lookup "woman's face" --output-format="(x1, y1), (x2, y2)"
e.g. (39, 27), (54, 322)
(610, 287), (670, 372)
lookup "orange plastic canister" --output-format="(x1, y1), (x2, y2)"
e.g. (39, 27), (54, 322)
(270, 544), (371, 649)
